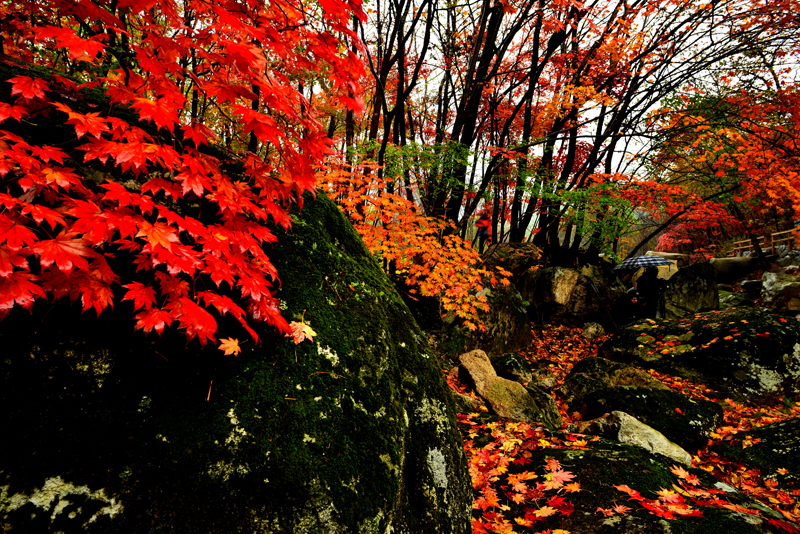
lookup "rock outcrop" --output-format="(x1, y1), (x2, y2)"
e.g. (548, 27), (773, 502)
(0, 192), (472, 534)
(664, 261), (718, 315)
(560, 357), (723, 450)
(522, 264), (626, 328)
(575, 411), (692, 465)
(458, 350), (561, 429)
(597, 308), (800, 404)
(761, 272), (800, 313)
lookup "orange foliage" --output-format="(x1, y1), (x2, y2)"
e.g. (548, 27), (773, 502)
(318, 162), (510, 331)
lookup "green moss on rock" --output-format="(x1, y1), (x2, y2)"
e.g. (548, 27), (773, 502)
(0, 192), (472, 533)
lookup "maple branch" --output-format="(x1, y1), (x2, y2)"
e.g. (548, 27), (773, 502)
(624, 184), (742, 260)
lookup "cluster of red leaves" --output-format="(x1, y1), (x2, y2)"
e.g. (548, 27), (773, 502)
(449, 320), (800, 531)
(520, 324), (609, 423)
(0, 0), (366, 345)
(693, 397), (800, 526)
(318, 162), (511, 331)
(460, 413), (590, 534)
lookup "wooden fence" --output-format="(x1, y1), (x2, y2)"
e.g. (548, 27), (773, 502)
(728, 228), (797, 256)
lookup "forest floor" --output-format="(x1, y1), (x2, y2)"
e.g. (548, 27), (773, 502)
(445, 321), (800, 533)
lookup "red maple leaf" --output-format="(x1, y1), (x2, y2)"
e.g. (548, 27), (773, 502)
(7, 76), (48, 100)
(122, 282), (157, 311)
(32, 233), (92, 273)
(0, 214), (38, 251)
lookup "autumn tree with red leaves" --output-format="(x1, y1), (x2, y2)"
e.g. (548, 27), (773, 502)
(0, 0), (365, 345)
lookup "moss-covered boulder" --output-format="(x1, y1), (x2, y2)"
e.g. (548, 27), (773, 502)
(0, 192), (471, 533)
(561, 358), (723, 450)
(719, 290), (754, 310)
(597, 308), (800, 404)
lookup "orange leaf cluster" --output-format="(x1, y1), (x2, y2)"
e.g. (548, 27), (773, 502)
(318, 162), (510, 331)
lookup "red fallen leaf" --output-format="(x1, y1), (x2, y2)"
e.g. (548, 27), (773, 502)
(613, 503), (632, 515)
(597, 506), (616, 517)
(755, 332), (770, 337)
(614, 484), (645, 501)
(768, 518), (800, 534)
(675, 407), (683, 414)
(7, 76), (48, 100)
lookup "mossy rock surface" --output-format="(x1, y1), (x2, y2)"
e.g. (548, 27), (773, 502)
(710, 416), (800, 487)
(0, 192), (471, 533)
(597, 308), (800, 404)
(577, 386), (724, 451)
(718, 291), (754, 310)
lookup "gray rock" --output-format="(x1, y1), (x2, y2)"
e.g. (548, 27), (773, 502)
(664, 261), (718, 315)
(576, 411), (692, 465)
(762, 272), (800, 313)
(710, 256), (764, 284)
(778, 250), (800, 267)
(740, 280), (762, 300)
(581, 322), (606, 339)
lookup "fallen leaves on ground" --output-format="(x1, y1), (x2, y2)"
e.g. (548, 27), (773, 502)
(446, 320), (800, 530)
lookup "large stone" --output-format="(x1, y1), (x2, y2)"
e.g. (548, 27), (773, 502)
(522, 264), (626, 328)
(710, 255), (764, 284)
(560, 357), (723, 450)
(597, 307), (800, 404)
(459, 350), (561, 429)
(575, 411), (692, 465)
(761, 272), (800, 313)
(664, 261), (718, 315)
(481, 376), (559, 427)
(458, 349), (497, 393)
(523, 266), (580, 306)
(0, 193), (472, 533)
(558, 357), (669, 405)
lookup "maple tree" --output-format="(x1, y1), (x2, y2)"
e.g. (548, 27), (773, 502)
(325, 0), (800, 263)
(634, 78), (800, 258)
(318, 160), (510, 331)
(0, 0), (365, 345)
